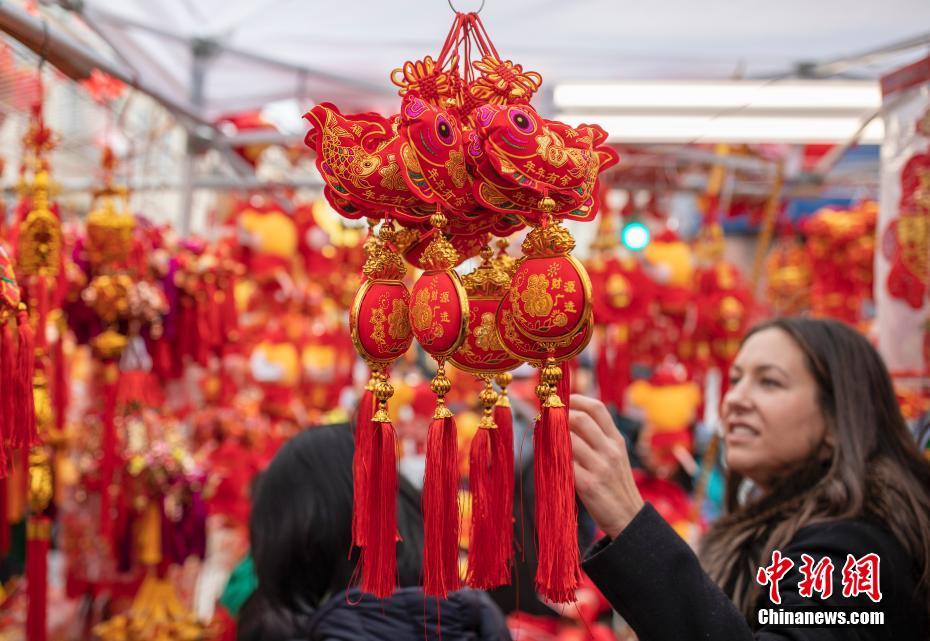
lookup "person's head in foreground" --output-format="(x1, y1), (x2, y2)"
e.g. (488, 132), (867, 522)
(570, 316), (930, 624)
(238, 423), (510, 641)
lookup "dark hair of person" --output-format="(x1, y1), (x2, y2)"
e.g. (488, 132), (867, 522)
(241, 423), (424, 636)
(699, 317), (930, 619)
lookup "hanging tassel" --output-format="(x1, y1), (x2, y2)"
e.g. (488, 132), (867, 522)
(1, 319), (14, 463)
(360, 376), (398, 598)
(534, 357), (580, 604)
(422, 365), (460, 598)
(352, 369), (377, 549)
(33, 275), (48, 351)
(0, 476), (8, 556)
(194, 295), (210, 366)
(99, 362), (119, 547)
(51, 335), (67, 433)
(493, 372), (515, 537)
(26, 516), (51, 641)
(0, 322), (8, 476)
(467, 377), (511, 588)
(12, 306), (37, 450)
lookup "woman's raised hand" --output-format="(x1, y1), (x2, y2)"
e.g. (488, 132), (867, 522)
(569, 394), (645, 539)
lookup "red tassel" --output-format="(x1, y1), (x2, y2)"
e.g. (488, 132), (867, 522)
(534, 361), (580, 604)
(493, 402), (515, 517)
(422, 413), (460, 597)
(34, 276), (48, 351)
(352, 381), (375, 548)
(12, 309), (37, 449)
(99, 363), (119, 546)
(360, 419), (398, 598)
(1, 321), (14, 458)
(26, 516), (50, 641)
(194, 297), (210, 366)
(466, 420), (512, 588)
(0, 476), (8, 555)
(51, 337), (67, 432)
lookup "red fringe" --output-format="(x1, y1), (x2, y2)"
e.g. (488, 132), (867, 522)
(352, 387), (375, 548)
(360, 420), (398, 598)
(534, 379), (580, 604)
(99, 368), (118, 546)
(494, 403), (515, 496)
(422, 414), (460, 597)
(0, 322), (13, 459)
(26, 516), (50, 641)
(52, 338), (67, 432)
(34, 276), (48, 351)
(0, 476), (8, 555)
(12, 310), (37, 449)
(466, 420), (512, 588)
(194, 297), (210, 366)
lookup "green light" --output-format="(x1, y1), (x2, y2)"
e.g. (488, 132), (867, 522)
(621, 221), (650, 251)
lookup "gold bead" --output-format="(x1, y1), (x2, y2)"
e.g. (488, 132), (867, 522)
(541, 358), (562, 387)
(494, 372), (512, 389)
(374, 379), (394, 403)
(479, 245), (494, 262)
(478, 386), (499, 408)
(535, 382), (551, 402)
(430, 371), (452, 397)
(430, 212), (447, 229)
(539, 196), (556, 214)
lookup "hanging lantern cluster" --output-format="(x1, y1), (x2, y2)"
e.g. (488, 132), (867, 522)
(304, 10), (618, 603)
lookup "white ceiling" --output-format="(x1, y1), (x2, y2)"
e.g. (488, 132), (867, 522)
(67, 0), (930, 119)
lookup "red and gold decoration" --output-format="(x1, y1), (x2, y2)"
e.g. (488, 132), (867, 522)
(451, 244), (521, 590)
(409, 211), (469, 598)
(303, 8), (616, 604)
(884, 158), (929, 309)
(803, 202), (876, 324)
(349, 221), (413, 597)
(586, 203), (656, 409)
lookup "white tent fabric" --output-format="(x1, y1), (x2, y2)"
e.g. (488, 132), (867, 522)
(73, 0), (930, 121)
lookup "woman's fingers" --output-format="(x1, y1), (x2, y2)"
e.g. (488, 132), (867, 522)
(569, 406), (609, 453)
(570, 430), (598, 470)
(570, 394), (623, 443)
(568, 395), (645, 538)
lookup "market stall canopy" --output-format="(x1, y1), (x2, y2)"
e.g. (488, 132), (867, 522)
(59, 0), (930, 121)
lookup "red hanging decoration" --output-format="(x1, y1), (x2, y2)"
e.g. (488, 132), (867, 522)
(26, 516), (51, 641)
(449, 246), (521, 588)
(349, 221), (414, 596)
(12, 307), (37, 450)
(352, 376), (375, 549)
(302, 7), (616, 603)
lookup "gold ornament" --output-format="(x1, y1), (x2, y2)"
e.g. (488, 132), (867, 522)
(521, 216), (576, 257)
(28, 448), (54, 513)
(17, 171), (61, 278)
